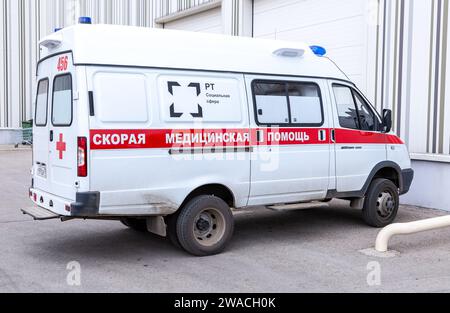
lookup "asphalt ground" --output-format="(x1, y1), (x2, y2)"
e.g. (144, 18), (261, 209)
(1, 149), (449, 293)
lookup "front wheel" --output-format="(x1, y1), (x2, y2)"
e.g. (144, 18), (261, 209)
(176, 196), (234, 256)
(362, 178), (399, 228)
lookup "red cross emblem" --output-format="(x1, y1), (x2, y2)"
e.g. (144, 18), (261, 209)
(56, 133), (67, 160)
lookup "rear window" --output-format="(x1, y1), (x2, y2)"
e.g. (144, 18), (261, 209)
(52, 74), (73, 126)
(35, 79), (49, 127)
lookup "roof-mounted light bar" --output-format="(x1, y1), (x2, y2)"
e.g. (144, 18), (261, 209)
(310, 45), (327, 57)
(273, 48), (305, 58)
(79, 16), (92, 24)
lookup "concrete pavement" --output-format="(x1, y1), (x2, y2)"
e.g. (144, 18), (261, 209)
(1, 150), (450, 293)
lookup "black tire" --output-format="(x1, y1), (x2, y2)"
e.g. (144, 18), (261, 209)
(165, 213), (181, 249)
(120, 218), (148, 232)
(362, 178), (399, 228)
(176, 196), (234, 256)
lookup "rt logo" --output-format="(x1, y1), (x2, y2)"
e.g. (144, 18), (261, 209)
(167, 81), (203, 118)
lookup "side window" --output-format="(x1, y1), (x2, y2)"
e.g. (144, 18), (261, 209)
(333, 85), (360, 130)
(254, 82), (290, 125)
(52, 74), (73, 126)
(253, 80), (324, 126)
(287, 83), (323, 125)
(353, 92), (376, 131)
(35, 79), (49, 127)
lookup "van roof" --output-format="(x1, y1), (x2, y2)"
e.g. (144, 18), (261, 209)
(39, 24), (350, 82)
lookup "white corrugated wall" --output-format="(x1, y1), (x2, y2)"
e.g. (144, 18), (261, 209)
(0, 0), (215, 129)
(1, 0), (450, 159)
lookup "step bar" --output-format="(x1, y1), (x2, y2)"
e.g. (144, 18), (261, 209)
(21, 206), (62, 221)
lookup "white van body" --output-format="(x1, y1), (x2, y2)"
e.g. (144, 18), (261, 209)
(25, 24), (414, 256)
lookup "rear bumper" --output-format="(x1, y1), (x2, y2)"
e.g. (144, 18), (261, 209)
(28, 189), (100, 217)
(70, 192), (100, 217)
(29, 188), (72, 216)
(400, 169), (414, 195)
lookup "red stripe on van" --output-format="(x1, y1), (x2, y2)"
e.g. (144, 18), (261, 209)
(335, 129), (387, 144)
(90, 128), (404, 150)
(90, 129), (252, 150)
(386, 134), (405, 145)
(334, 129), (404, 145)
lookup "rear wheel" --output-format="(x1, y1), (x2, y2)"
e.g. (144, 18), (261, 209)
(121, 218), (148, 232)
(176, 196), (234, 256)
(362, 178), (399, 228)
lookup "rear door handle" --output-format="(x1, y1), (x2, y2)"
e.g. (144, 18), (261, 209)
(50, 130), (54, 142)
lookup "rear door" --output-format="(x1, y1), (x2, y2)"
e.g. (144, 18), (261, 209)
(34, 53), (78, 201)
(33, 73), (51, 193)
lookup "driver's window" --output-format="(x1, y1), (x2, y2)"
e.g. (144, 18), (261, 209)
(333, 85), (359, 130)
(333, 84), (381, 132)
(353, 92), (376, 131)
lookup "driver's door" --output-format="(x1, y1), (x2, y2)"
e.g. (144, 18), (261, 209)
(330, 82), (387, 193)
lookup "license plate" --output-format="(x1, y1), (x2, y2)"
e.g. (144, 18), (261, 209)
(37, 164), (47, 179)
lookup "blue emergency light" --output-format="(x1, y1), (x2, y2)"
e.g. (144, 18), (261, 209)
(54, 28), (62, 32)
(310, 45), (327, 57)
(79, 16), (92, 24)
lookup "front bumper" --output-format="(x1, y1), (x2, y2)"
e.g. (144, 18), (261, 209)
(400, 169), (414, 195)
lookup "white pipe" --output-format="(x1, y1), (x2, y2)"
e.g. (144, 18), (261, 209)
(375, 215), (450, 252)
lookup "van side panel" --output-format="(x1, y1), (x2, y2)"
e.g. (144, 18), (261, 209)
(87, 67), (251, 215)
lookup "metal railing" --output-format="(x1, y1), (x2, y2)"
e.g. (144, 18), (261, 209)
(375, 215), (450, 252)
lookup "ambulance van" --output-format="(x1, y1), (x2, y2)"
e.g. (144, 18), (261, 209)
(23, 19), (414, 256)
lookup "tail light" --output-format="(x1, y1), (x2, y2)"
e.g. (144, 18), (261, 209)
(77, 137), (88, 177)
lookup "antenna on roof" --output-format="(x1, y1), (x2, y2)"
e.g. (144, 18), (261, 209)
(325, 56), (352, 81)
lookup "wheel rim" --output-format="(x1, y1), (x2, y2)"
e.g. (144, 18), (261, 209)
(376, 190), (396, 219)
(193, 208), (226, 247)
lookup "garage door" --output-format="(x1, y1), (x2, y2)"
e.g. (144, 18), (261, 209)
(254, 0), (371, 92)
(163, 7), (223, 34)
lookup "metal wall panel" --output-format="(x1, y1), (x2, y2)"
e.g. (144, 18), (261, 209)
(0, 0), (215, 128)
(376, 0), (450, 156)
(1, 0), (450, 159)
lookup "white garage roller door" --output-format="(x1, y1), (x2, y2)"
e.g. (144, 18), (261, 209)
(253, 0), (373, 93)
(163, 7), (223, 34)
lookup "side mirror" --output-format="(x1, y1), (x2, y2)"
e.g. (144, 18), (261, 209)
(382, 109), (392, 133)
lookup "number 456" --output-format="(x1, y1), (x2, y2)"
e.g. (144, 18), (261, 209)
(57, 56), (69, 72)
